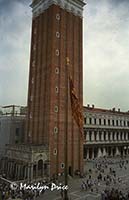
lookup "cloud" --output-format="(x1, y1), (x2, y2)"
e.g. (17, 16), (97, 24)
(83, 0), (129, 111)
(0, 0), (31, 105)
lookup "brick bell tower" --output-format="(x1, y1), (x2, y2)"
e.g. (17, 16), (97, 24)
(26, 0), (85, 177)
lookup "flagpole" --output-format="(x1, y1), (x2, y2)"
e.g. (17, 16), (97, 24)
(64, 58), (69, 200)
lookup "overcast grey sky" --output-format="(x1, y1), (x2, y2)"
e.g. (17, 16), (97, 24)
(0, 0), (129, 111)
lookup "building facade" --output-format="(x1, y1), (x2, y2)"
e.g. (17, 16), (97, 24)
(25, 0), (85, 177)
(1, 0), (85, 181)
(0, 106), (26, 158)
(84, 105), (129, 160)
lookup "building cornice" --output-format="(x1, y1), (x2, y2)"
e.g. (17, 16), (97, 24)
(31, 0), (86, 18)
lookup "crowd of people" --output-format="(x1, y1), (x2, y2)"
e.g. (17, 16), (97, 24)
(0, 181), (45, 200)
(81, 158), (129, 199)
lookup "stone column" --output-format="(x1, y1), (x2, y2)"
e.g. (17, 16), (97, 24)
(122, 132), (124, 140)
(86, 131), (89, 141)
(115, 147), (120, 156)
(106, 131), (108, 141)
(111, 148), (113, 157)
(98, 148), (102, 158)
(87, 148), (89, 159)
(101, 131), (104, 141)
(110, 132), (113, 141)
(96, 131), (99, 141)
(114, 132), (117, 141)
(103, 147), (106, 157)
(91, 131), (94, 141)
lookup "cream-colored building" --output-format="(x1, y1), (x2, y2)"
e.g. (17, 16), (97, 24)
(83, 105), (129, 160)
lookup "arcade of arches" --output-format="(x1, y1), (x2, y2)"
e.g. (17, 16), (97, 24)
(0, 158), (49, 181)
(84, 145), (129, 160)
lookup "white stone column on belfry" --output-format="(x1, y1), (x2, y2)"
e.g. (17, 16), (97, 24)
(96, 131), (99, 141)
(103, 147), (106, 157)
(110, 148), (113, 157)
(114, 132), (117, 141)
(110, 132), (113, 141)
(122, 132), (124, 140)
(118, 132), (121, 141)
(87, 148), (89, 159)
(101, 131), (104, 141)
(86, 131), (89, 141)
(115, 147), (120, 156)
(106, 131), (108, 141)
(91, 131), (94, 141)
(98, 148), (102, 158)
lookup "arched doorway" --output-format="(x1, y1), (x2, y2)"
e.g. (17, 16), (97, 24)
(38, 159), (43, 177)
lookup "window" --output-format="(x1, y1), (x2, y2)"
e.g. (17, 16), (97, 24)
(104, 131), (106, 141)
(108, 119), (110, 125)
(124, 132), (126, 140)
(61, 163), (65, 169)
(108, 133), (111, 141)
(55, 86), (59, 93)
(124, 121), (126, 126)
(116, 120), (118, 126)
(112, 120), (114, 126)
(99, 119), (101, 125)
(99, 131), (102, 141)
(104, 119), (106, 125)
(89, 118), (92, 124)
(112, 132), (115, 140)
(54, 127), (58, 134)
(84, 118), (86, 124)
(54, 106), (58, 113)
(56, 13), (60, 20)
(53, 148), (57, 155)
(117, 132), (119, 140)
(89, 131), (92, 141)
(94, 118), (96, 125)
(55, 49), (59, 56)
(94, 132), (97, 141)
(56, 32), (60, 38)
(127, 121), (129, 127)
(120, 132), (123, 140)
(16, 128), (20, 136)
(55, 67), (59, 74)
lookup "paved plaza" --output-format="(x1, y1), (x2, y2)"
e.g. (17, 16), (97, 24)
(1, 157), (129, 199)
(36, 157), (129, 200)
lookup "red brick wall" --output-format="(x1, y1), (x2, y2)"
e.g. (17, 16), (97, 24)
(26, 4), (84, 176)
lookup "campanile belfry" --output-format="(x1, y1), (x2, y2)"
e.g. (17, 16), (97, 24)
(26, 0), (85, 177)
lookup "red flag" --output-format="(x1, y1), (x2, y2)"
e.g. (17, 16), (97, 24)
(69, 75), (84, 139)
